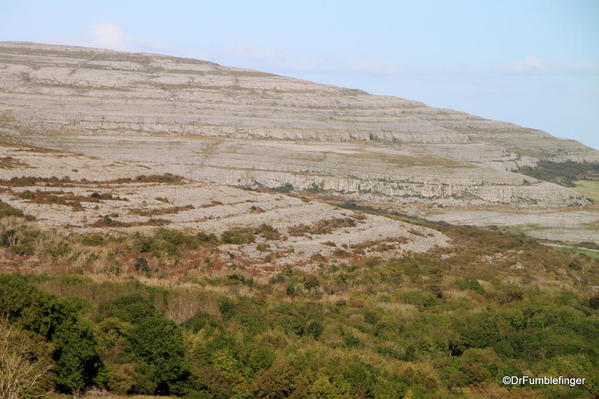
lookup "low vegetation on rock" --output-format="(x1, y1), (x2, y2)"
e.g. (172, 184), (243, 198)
(518, 160), (599, 187)
(0, 204), (597, 399)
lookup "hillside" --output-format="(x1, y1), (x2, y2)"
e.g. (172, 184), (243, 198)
(0, 41), (598, 399)
(1, 41), (598, 245)
(1, 171), (597, 399)
(0, 41), (597, 200)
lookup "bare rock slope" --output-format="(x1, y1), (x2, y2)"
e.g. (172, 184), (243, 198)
(0, 141), (447, 266)
(0, 41), (597, 210)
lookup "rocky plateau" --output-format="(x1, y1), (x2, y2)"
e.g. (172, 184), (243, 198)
(0, 41), (597, 244)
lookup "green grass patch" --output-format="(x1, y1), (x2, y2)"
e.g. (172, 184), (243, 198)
(517, 160), (599, 187)
(553, 245), (599, 259)
(574, 180), (599, 202)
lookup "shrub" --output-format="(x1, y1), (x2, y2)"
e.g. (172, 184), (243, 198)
(0, 275), (103, 393)
(252, 362), (302, 399)
(456, 313), (500, 349)
(91, 214), (129, 227)
(0, 321), (55, 399)
(341, 361), (376, 398)
(182, 312), (219, 333)
(307, 181), (325, 193)
(364, 310), (379, 325)
(134, 257), (150, 273)
(218, 298), (236, 320)
(0, 228), (40, 255)
(124, 316), (190, 395)
(273, 183), (294, 193)
(288, 217), (357, 236)
(517, 160), (599, 186)
(132, 173), (183, 184)
(256, 243), (269, 252)
(221, 228), (255, 245)
(285, 284), (296, 296)
(401, 290), (439, 308)
(0, 199), (32, 219)
(99, 294), (157, 324)
(154, 228), (198, 249)
(456, 277), (485, 294)
(133, 229), (209, 256)
(255, 224), (281, 240)
(306, 321), (324, 340)
(244, 345), (275, 375)
(80, 234), (106, 246)
(303, 275), (320, 291)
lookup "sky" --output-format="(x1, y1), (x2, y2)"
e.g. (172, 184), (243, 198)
(1, 0), (598, 149)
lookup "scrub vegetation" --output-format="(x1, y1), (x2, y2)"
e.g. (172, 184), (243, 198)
(0, 208), (597, 399)
(517, 160), (599, 187)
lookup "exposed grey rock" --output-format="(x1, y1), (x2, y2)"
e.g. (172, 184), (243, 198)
(0, 41), (597, 210)
(0, 141), (449, 264)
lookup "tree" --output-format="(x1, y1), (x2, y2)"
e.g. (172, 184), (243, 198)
(0, 275), (103, 393)
(252, 362), (303, 399)
(124, 316), (190, 395)
(0, 321), (54, 399)
(308, 375), (352, 399)
(52, 322), (103, 392)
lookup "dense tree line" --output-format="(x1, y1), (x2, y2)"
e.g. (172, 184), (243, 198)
(0, 203), (597, 398)
(1, 271), (597, 399)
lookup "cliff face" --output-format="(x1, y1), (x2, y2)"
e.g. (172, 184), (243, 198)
(0, 41), (597, 208)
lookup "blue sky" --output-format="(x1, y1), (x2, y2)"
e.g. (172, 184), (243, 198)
(2, 0), (598, 149)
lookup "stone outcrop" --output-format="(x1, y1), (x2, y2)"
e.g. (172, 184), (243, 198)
(0, 41), (597, 209)
(0, 141), (449, 265)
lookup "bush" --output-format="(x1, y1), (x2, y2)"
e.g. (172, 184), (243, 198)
(255, 224), (281, 240)
(0, 199), (31, 219)
(401, 290), (439, 308)
(307, 182), (325, 193)
(0, 228), (40, 255)
(99, 294), (157, 324)
(52, 321), (103, 392)
(244, 345), (275, 375)
(221, 228), (255, 245)
(517, 160), (599, 186)
(218, 298), (236, 320)
(182, 312), (219, 333)
(0, 275), (103, 393)
(306, 321), (324, 340)
(252, 362), (302, 399)
(273, 183), (294, 193)
(456, 313), (500, 349)
(0, 321), (55, 399)
(133, 228), (210, 256)
(124, 316), (190, 395)
(456, 277), (485, 294)
(134, 257), (150, 272)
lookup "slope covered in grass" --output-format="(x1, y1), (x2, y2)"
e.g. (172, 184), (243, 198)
(0, 207), (597, 399)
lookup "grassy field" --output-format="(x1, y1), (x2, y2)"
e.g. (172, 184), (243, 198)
(574, 180), (599, 202)
(553, 245), (599, 259)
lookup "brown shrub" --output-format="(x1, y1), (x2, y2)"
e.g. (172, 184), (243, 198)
(129, 204), (194, 216)
(288, 217), (357, 236)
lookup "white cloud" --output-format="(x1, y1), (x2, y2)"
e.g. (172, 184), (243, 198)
(88, 23), (129, 50)
(509, 55), (545, 73)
